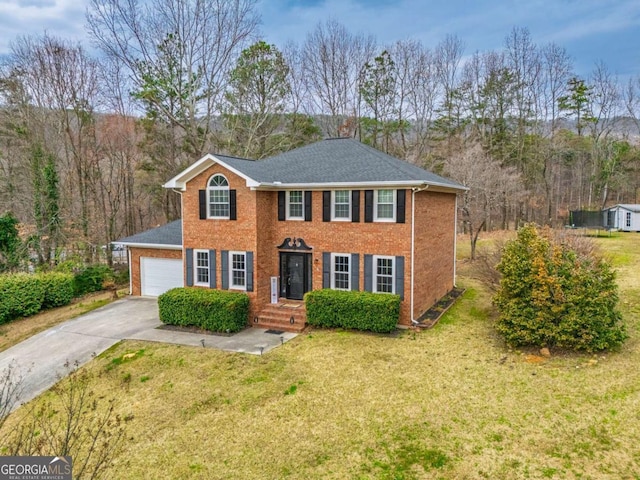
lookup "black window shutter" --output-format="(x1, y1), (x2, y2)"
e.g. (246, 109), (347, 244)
(322, 252), (331, 288)
(185, 248), (194, 287)
(246, 251), (254, 292)
(322, 191), (331, 222)
(199, 190), (207, 220)
(221, 250), (229, 290)
(304, 191), (312, 221)
(364, 190), (374, 223)
(229, 190), (237, 220)
(395, 256), (405, 300)
(350, 253), (359, 291)
(396, 189), (406, 224)
(209, 249), (216, 288)
(351, 190), (360, 223)
(364, 254), (373, 292)
(278, 191), (286, 221)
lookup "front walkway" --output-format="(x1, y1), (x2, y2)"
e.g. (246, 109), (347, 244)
(0, 297), (297, 411)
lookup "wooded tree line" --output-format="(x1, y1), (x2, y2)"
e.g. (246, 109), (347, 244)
(0, 0), (639, 267)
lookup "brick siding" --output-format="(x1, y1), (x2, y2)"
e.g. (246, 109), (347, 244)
(412, 191), (457, 320)
(128, 247), (182, 296)
(172, 163), (459, 326)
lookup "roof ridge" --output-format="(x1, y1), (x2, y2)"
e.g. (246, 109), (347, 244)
(349, 139), (431, 178)
(211, 152), (255, 162)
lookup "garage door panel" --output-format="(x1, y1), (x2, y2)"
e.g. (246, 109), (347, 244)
(140, 257), (183, 296)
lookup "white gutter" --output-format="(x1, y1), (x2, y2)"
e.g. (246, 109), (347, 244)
(117, 242), (182, 250)
(410, 184), (429, 325)
(254, 180), (468, 192)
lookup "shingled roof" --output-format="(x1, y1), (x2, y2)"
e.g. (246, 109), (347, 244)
(165, 138), (466, 191)
(116, 220), (182, 248)
(604, 204), (640, 212)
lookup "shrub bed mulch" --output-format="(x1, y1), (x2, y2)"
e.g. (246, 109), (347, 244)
(415, 287), (465, 329)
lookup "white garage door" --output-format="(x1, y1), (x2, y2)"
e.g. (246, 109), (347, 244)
(140, 257), (184, 296)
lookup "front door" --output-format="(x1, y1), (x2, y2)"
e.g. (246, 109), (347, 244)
(280, 253), (310, 300)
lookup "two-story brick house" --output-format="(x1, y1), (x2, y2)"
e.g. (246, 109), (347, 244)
(118, 138), (466, 330)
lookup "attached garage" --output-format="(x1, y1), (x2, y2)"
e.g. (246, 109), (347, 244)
(140, 257), (183, 296)
(115, 220), (183, 297)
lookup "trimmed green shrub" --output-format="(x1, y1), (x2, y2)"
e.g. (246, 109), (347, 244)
(158, 287), (249, 333)
(37, 272), (74, 309)
(73, 265), (113, 296)
(305, 289), (400, 333)
(0, 273), (45, 324)
(494, 224), (627, 352)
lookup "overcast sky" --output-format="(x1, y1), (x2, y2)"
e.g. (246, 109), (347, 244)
(0, 0), (638, 81)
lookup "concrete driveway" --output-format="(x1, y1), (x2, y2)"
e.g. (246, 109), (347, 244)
(0, 297), (296, 411)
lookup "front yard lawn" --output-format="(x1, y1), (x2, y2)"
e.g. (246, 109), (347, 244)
(4, 232), (640, 479)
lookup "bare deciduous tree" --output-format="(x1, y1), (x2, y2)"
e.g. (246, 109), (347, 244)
(87, 0), (259, 220)
(444, 143), (523, 259)
(302, 20), (376, 137)
(1, 363), (127, 480)
(6, 34), (100, 260)
(87, 0), (259, 155)
(0, 362), (25, 429)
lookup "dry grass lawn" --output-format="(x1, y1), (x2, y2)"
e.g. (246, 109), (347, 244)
(6, 233), (640, 479)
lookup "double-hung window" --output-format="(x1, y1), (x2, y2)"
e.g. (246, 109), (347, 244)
(331, 253), (350, 290)
(230, 251), (246, 290)
(375, 189), (395, 222)
(208, 174), (230, 218)
(626, 212), (632, 228)
(287, 191), (304, 220)
(194, 250), (209, 286)
(332, 190), (351, 220)
(373, 255), (394, 294)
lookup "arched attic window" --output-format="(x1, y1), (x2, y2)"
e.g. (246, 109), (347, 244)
(208, 174), (230, 218)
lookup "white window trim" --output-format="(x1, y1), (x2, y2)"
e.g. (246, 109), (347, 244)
(229, 250), (247, 291)
(286, 190), (304, 221)
(331, 190), (351, 221)
(194, 249), (209, 287)
(626, 211), (632, 228)
(207, 174), (230, 219)
(374, 189), (396, 222)
(372, 255), (395, 294)
(331, 253), (351, 290)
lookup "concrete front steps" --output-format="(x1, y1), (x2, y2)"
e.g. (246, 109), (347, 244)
(253, 302), (307, 333)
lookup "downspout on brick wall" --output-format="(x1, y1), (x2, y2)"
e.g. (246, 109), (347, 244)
(410, 184), (429, 325)
(128, 248), (132, 295)
(173, 188), (185, 286)
(454, 194), (458, 287)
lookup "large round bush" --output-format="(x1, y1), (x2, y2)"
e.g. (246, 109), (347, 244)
(493, 224), (626, 352)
